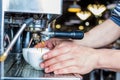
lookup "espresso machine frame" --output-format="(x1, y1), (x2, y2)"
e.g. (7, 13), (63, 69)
(0, 0), (80, 80)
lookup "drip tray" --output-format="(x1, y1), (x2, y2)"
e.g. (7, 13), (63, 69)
(3, 55), (81, 80)
(22, 64), (79, 78)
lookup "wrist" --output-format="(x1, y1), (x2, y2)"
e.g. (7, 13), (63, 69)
(95, 50), (104, 69)
(95, 49), (112, 69)
(92, 49), (102, 69)
(86, 48), (102, 70)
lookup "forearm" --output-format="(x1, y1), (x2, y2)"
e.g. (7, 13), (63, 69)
(74, 19), (120, 48)
(97, 49), (120, 72)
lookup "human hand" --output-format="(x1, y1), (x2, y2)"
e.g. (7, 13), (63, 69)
(40, 42), (99, 75)
(35, 38), (73, 49)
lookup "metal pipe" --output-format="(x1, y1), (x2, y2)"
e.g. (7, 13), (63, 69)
(15, 34), (22, 53)
(0, 18), (33, 62)
(24, 32), (31, 48)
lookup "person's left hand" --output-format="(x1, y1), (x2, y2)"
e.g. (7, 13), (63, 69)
(40, 42), (99, 75)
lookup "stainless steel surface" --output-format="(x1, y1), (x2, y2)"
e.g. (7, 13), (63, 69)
(2, 54), (81, 80)
(3, 0), (62, 14)
(0, 0), (4, 54)
(0, 0), (4, 77)
(116, 73), (120, 80)
(0, 0), (1, 54)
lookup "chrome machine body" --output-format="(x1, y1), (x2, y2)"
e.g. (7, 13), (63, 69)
(0, 0), (81, 80)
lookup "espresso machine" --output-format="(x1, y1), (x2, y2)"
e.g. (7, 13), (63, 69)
(0, 0), (84, 80)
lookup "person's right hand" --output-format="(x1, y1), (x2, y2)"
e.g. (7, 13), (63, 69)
(35, 38), (73, 49)
(40, 41), (99, 75)
(35, 38), (99, 76)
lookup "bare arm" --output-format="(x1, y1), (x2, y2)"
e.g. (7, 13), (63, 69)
(40, 42), (120, 74)
(35, 19), (120, 49)
(74, 19), (120, 48)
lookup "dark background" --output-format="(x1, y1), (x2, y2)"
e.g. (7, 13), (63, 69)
(55, 0), (118, 32)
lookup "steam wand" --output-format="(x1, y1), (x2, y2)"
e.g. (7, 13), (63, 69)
(0, 18), (33, 62)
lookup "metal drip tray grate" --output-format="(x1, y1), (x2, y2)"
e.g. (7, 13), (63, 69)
(3, 55), (81, 80)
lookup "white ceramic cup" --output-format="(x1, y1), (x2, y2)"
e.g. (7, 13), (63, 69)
(22, 48), (49, 70)
(22, 48), (29, 63)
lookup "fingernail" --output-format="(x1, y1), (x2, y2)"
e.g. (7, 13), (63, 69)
(45, 68), (49, 73)
(43, 54), (48, 60)
(40, 63), (44, 68)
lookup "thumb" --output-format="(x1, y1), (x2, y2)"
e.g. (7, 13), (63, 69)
(34, 38), (61, 49)
(34, 40), (55, 49)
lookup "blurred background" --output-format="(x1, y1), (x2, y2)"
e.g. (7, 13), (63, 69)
(54, 0), (117, 32)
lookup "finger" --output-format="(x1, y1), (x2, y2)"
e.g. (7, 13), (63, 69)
(34, 41), (54, 49)
(45, 59), (76, 73)
(45, 40), (55, 49)
(41, 53), (73, 68)
(43, 46), (70, 60)
(46, 38), (62, 49)
(73, 73), (83, 79)
(54, 66), (81, 74)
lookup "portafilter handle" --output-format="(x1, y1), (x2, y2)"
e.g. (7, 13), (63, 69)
(41, 31), (84, 39)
